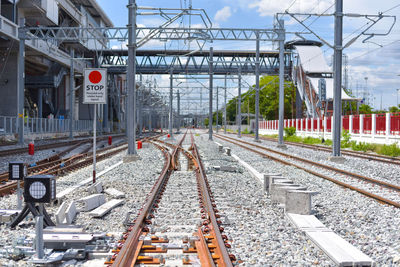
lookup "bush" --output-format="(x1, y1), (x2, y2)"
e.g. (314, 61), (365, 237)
(284, 127), (296, 137)
(302, 136), (321, 145)
(378, 143), (400, 157)
(242, 128), (250, 134)
(351, 142), (375, 152)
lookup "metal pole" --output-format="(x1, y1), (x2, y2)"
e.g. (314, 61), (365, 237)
(216, 86), (219, 132)
(127, 0), (137, 155)
(69, 49), (74, 139)
(93, 105), (96, 183)
(224, 75), (227, 134)
(333, 0), (343, 157)
(238, 67), (242, 138)
(17, 181), (22, 209)
(254, 31), (260, 141)
(278, 20), (285, 146)
(38, 89), (43, 118)
(208, 47), (213, 140)
(36, 204), (44, 259)
(169, 68), (173, 137)
(177, 89), (181, 133)
(18, 19), (25, 146)
(149, 84), (153, 131)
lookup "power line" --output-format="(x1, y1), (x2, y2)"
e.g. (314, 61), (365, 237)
(350, 39), (400, 61)
(383, 3), (400, 13)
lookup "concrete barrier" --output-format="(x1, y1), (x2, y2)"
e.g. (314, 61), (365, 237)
(78, 194), (106, 212)
(285, 190), (318, 215)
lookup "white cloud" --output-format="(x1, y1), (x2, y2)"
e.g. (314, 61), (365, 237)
(249, 0), (332, 17)
(214, 6), (232, 22)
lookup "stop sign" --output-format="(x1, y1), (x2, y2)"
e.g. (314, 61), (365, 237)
(83, 68), (107, 104)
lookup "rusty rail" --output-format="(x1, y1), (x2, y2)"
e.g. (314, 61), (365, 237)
(215, 134), (400, 209)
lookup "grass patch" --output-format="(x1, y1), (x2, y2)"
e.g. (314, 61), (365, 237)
(376, 143), (400, 157)
(195, 133), (200, 137)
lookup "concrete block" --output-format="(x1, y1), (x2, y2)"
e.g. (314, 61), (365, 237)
(263, 173), (282, 192)
(89, 199), (124, 218)
(225, 147), (231, 156)
(142, 143), (150, 148)
(78, 194), (106, 212)
(286, 213), (328, 231)
(64, 201), (77, 224)
(306, 231), (374, 266)
(285, 190), (318, 215)
(104, 188), (125, 199)
(214, 142), (223, 152)
(271, 185), (307, 204)
(88, 182), (103, 194)
(268, 177), (293, 193)
(55, 202), (68, 225)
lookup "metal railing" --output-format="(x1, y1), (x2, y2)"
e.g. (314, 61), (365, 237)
(0, 116), (113, 136)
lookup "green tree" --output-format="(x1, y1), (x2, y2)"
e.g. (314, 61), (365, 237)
(359, 104), (373, 114)
(389, 106), (400, 113)
(226, 75), (296, 123)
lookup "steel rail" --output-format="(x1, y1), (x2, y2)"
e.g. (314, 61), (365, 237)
(190, 132), (234, 266)
(252, 134), (400, 166)
(218, 134), (400, 192)
(0, 134), (125, 157)
(215, 134), (400, 208)
(111, 135), (183, 266)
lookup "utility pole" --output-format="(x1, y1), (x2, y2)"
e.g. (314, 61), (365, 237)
(224, 75), (227, 134)
(216, 86), (219, 133)
(69, 49), (74, 139)
(126, 0), (138, 158)
(254, 31), (260, 142)
(208, 47), (213, 141)
(177, 89), (181, 133)
(169, 68), (173, 137)
(278, 19), (286, 147)
(17, 18), (25, 146)
(238, 67), (242, 138)
(332, 0), (343, 157)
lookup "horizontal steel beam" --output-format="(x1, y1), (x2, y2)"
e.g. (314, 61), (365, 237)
(21, 27), (281, 42)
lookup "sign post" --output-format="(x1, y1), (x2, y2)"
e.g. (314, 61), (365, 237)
(83, 68), (107, 184)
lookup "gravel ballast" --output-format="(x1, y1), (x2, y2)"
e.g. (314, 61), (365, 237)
(214, 132), (400, 265)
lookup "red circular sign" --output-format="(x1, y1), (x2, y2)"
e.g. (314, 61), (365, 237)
(89, 71), (102, 84)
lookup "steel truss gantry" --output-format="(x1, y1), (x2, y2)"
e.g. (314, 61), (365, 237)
(100, 49), (291, 75)
(16, 2), (286, 154)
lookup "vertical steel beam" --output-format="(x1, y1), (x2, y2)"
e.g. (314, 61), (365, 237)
(216, 86), (219, 133)
(278, 20), (285, 145)
(69, 49), (74, 139)
(38, 89), (43, 118)
(208, 47), (213, 140)
(254, 31), (260, 141)
(224, 75), (227, 134)
(17, 18), (25, 145)
(127, 0), (137, 155)
(177, 89), (180, 132)
(333, 0), (343, 157)
(238, 67), (242, 138)
(169, 68), (173, 137)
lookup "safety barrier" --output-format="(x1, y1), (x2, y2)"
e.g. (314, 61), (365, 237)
(0, 116), (116, 136)
(259, 113), (400, 144)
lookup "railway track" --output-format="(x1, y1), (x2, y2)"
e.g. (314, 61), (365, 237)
(107, 131), (235, 266)
(0, 134), (125, 157)
(0, 134), (160, 196)
(237, 133), (400, 166)
(215, 134), (400, 208)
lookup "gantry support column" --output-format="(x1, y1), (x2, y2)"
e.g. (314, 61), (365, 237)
(126, 0), (138, 157)
(278, 20), (286, 147)
(69, 49), (74, 139)
(208, 47), (213, 141)
(169, 68), (173, 137)
(254, 31), (260, 142)
(238, 67), (242, 138)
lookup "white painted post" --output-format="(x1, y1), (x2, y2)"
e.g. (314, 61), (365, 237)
(301, 119), (303, 132)
(360, 114), (364, 135)
(311, 118), (314, 132)
(386, 113), (390, 142)
(317, 117), (320, 132)
(323, 116), (327, 140)
(372, 114), (376, 140)
(349, 115), (353, 134)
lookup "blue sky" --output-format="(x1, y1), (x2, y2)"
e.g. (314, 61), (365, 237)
(97, 0), (400, 111)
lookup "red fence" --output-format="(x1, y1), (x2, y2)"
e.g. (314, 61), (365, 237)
(259, 113), (400, 136)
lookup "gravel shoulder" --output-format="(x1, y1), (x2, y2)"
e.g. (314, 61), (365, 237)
(214, 133), (400, 265)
